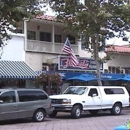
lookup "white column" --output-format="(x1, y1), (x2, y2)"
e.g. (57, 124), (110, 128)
(78, 38), (81, 55)
(23, 19), (28, 51)
(52, 24), (55, 52)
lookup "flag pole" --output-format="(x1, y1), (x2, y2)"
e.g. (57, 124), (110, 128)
(62, 37), (78, 66)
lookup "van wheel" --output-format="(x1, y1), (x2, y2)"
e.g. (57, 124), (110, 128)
(48, 111), (57, 118)
(71, 105), (82, 119)
(111, 103), (122, 115)
(33, 109), (45, 122)
(89, 110), (98, 115)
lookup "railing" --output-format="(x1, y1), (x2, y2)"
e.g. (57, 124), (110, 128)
(26, 40), (78, 54)
(54, 43), (78, 54)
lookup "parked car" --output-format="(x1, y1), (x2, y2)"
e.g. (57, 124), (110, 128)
(49, 86), (129, 119)
(0, 88), (53, 122)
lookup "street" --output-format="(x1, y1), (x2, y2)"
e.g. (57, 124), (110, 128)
(0, 109), (130, 130)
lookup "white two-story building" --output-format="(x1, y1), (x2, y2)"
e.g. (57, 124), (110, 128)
(1, 15), (130, 93)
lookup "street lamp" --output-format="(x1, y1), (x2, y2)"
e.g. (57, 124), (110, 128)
(46, 57), (58, 95)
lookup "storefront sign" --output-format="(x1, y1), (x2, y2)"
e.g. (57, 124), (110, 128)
(58, 56), (103, 71)
(101, 73), (124, 80)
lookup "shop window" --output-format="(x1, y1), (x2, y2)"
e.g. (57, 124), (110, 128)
(40, 32), (51, 42)
(42, 63), (58, 71)
(27, 31), (36, 40)
(104, 69), (109, 73)
(55, 34), (61, 43)
(49, 64), (58, 71)
(51, 83), (61, 95)
(42, 65), (49, 71)
(125, 69), (130, 74)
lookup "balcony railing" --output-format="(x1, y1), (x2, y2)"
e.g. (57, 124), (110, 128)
(26, 40), (78, 54)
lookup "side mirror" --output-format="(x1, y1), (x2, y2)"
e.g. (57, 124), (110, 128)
(92, 93), (97, 97)
(0, 100), (3, 103)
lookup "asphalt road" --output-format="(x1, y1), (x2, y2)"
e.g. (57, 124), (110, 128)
(0, 109), (130, 130)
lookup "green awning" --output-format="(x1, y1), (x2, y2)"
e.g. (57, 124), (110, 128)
(0, 61), (38, 79)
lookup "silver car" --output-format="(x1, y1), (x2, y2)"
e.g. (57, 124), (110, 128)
(0, 88), (53, 122)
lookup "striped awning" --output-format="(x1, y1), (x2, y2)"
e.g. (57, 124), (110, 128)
(0, 61), (38, 79)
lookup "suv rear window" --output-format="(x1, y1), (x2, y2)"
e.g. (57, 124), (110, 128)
(104, 88), (124, 94)
(18, 90), (48, 102)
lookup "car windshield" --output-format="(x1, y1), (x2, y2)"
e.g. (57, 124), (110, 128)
(63, 86), (87, 95)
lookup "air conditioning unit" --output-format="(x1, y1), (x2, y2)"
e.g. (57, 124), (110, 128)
(121, 69), (125, 74)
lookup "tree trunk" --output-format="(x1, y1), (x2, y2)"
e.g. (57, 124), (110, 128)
(93, 35), (102, 86)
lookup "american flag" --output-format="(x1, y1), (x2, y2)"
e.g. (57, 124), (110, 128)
(62, 38), (78, 66)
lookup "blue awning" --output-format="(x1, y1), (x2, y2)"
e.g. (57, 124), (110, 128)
(58, 72), (90, 80)
(101, 73), (124, 80)
(35, 70), (127, 81)
(60, 72), (125, 81)
(120, 75), (130, 81)
(67, 74), (97, 81)
(0, 61), (38, 79)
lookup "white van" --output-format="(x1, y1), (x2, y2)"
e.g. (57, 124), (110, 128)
(49, 86), (129, 119)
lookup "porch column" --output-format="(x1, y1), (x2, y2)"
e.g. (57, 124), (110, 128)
(52, 24), (55, 53)
(78, 38), (81, 55)
(23, 19), (28, 51)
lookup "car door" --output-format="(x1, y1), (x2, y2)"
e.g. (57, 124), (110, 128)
(0, 91), (18, 121)
(16, 90), (35, 119)
(84, 88), (102, 110)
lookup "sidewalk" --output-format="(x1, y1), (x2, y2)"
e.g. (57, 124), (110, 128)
(0, 110), (130, 130)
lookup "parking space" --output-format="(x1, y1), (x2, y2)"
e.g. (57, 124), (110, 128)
(0, 110), (130, 130)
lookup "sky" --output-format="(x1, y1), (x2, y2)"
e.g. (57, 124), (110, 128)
(106, 37), (130, 46)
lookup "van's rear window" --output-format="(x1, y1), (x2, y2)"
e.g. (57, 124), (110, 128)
(104, 88), (124, 94)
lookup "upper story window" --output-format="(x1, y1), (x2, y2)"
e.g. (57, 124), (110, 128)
(27, 31), (36, 40)
(67, 35), (75, 44)
(81, 36), (94, 50)
(13, 28), (23, 34)
(13, 21), (23, 34)
(40, 32), (51, 42)
(55, 34), (61, 43)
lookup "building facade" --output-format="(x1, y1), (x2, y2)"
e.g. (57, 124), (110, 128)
(1, 15), (130, 93)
